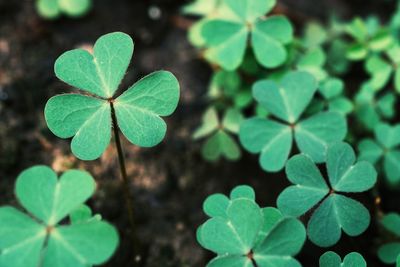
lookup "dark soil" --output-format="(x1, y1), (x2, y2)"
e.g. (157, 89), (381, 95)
(0, 0), (398, 266)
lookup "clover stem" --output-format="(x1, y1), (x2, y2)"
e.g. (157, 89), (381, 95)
(110, 102), (142, 266)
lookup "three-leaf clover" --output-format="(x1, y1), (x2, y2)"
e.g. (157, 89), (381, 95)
(44, 32), (180, 160)
(193, 107), (243, 161)
(277, 142), (377, 247)
(240, 71), (347, 172)
(201, 0), (293, 70)
(36, 0), (92, 19)
(358, 123), (400, 186)
(197, 185), (306, 267)
(319, 252), (367, 267)
(378, 213), (400, 265)
(345, 17), (393, 61)
(0, 165), (119, 267)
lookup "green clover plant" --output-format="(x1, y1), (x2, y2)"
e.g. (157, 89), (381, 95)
(36, 0), (92, 19)
(319, 252), (367, 267)
(0, 165), (119, 267)
(197, 185), (306, 267)
(378, 213), (400, 265)
(193, 107), (243, 161)
(345, 17), (393, 61)
(44, 32), (180, 161)
(277, 142), (377, 247)
(358, 123), (400, 186)
(240, 71), (347, 172)
(200, 0), (293, 70)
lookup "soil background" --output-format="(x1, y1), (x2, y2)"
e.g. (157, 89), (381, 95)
(0, 0), (399, 266)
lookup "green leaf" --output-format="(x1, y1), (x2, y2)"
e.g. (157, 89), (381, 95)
(16, 166), (95, 226)
(230, 185), (256, 201)
(382, 213), (400, 236)
(277, 154), (329, 217)
(365, 56), (392, 91)
(295, 112), (347, 163)
(222, 108), (244, 134)
(346, 18), (368, 42)
(346, 44), (368, 61)
(203, 194), (230, 218)
(69, 205), (94, 224)
(384, 150), (400, 185)
(200, 199), (263, 254)
(319, 78), (344, 100)
(59, 0), (92, 17)
(375, 123), (400, 149)
(326, 142), (377, 192)
(202, 20), (248, 70)
(0, 165), (119, 267)
(208, 255), (252, 267)
(252, 16), (293, 68)
(45, 94), (111, 160)
(239, 118), (292, 172)
(114, 71), (179, 147)
(55, 32), (133, 98)
(329, 97), (353, 115)
(225, 0), (276, 23)
(378, 243), (400, 264)
(252, 71), (317, 123)
(308, 194), (370, 247)
(36, 0), (61, 19)
(43, 221), (118, 267)
(0, 207), (46, 267)
(358, 139), (384, 164)
(193, 108), (219, 140)
(319, 251), (367, 267)
(202, 130), (241, 161)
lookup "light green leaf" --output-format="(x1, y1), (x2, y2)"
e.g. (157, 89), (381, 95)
(230, 185), (256, 201)
(16, 166), (95, 226)
(329, 97), (353, 115)
(114, 71), (180, 147)
(319, 251), (366, 267)
(59, 0), (92, 17)
(253, 71), (317, 123)
(208, 255), (252, 267)
(346, 44), (368, 61)
(193, 108), (219, 140)
(203, 194), (230, 218)
(375, 123), (400, 149)
(326, 142), (377, 192)
(223, 108), (244, 133)
(295, 112), (347, 163)
(70, 205), (94, 224)
(239, 118), (292, 172)
(252, 16), (293, 68)
(36, 0), (61, 18)
(202, 20), (248, 70)
(202, 130), (241, 161)
(277, 154), (329, 217)
(319, 78), (344, 99)
(378, 243), (400, 264)
(55, 32), (133, 98)
(382, 213), (400, 236)
(225, 0), (276, 23)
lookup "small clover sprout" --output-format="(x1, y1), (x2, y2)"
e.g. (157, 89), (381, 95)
(197, 185), (306, 267)
(319, 251), (367, 267)
(358, 123), (400, 186)
(193, 107), (243, 161)
(345, 17), (393, 61)
(277, 142), (377, 247)
(240, 71), (347, 172)
(44, 32), (180, 160)
(318, 78), (353, 115)
(354, 83), (396, 130)
(0, 165), (119, 267)
(36, 0), (92, 19)
(200, 0), (293, 70)
(378, 213), (400, 265)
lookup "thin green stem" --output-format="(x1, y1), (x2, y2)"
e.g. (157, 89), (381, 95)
(110, 101), (142, 265)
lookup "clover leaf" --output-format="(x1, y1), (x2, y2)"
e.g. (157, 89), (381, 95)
(200, 0), (293, 70)
(296, 47), (328, 81)
(36, 0), (92, 19)
(319, 251), (367, 267)
(378, 213), (400, 265)
(358, 123), (400, 186)
(277, 142), (377, 247)
(193, 107), (243, 161)
(44, 32), (180, 160)
(240, 71), (347, 172)
(345, 17), (393, 61)
(318, 78), (353, 115)
(0, 165), (119, 267)
(354, 83), (396, 130)
(197, 185), (306, 267)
